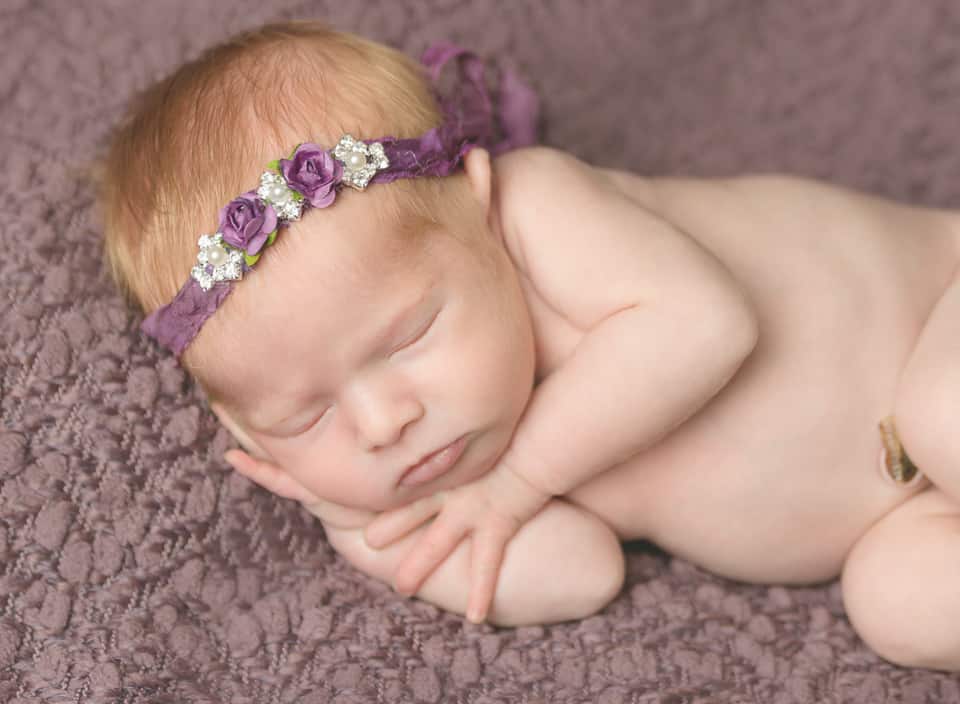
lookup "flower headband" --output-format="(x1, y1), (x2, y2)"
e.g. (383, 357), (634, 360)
(141, 43), (539, 358)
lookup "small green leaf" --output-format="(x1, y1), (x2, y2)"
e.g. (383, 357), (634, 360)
(266, 159), (280, 173)
(289, 143), (301, 159)
(244, 252), (261, 267)
(265, 230), (278, 247)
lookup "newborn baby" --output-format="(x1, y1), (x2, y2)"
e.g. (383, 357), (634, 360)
(98, 20), (960, 671)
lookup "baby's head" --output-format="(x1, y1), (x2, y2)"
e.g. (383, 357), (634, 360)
(98, 21), (536, 511)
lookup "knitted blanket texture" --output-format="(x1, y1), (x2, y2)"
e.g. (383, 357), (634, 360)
(3, 1), (960, 702)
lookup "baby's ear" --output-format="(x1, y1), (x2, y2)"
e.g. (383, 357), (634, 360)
(210, 401), (267, 458)
(464, 146), (492, 215)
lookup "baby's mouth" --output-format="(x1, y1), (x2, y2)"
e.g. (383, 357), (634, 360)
(399, 435), (468, 487)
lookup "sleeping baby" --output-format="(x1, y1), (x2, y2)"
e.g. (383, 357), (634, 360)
(97, 20), (960, 671)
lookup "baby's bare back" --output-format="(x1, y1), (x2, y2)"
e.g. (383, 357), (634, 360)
(532, 171), (960, 583)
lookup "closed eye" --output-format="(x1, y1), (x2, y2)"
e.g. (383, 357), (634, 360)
(391, 309), (440, 355)
(291, 311), (441, 437)
(294, 405), (331, 436)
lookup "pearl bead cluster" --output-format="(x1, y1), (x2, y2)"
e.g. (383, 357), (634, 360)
(191, 233), (244, 291)
(257, 171), (304, 221)
(333, 134), (389, 190)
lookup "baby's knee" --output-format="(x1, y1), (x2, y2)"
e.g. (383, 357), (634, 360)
(841, 505), (960, 670)
(895, 356), (960, 480)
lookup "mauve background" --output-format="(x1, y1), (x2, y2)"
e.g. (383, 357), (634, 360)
(2, 1), (960, 702)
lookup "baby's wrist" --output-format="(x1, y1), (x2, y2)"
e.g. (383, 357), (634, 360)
(490, 455), (553, 521)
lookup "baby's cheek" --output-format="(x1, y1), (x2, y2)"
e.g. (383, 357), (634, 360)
(298, 463), (386, 511)
(280, 442), (345, 500)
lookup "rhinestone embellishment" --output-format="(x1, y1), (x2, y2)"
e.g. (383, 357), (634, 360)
(257, 171), (304, 221)
(191, 233), (244, 290)
(333, 135), (389, 190)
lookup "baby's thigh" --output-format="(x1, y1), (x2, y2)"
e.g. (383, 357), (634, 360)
(894, 269), (960, 501)
(842, 486), (960, 671)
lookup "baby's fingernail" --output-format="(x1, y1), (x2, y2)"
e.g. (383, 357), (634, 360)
(467, 608), (485, 624)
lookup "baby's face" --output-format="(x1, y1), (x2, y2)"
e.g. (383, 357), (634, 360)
(210, 192), (536, 511)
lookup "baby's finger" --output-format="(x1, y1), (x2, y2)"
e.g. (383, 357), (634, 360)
(364, 492), (446, 549)
(394, 515), (468, 596)
(465, 534), (507, 624)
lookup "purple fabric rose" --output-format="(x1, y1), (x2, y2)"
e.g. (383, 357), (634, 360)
(217, 191), (278, 256)
(280, 143), (342, 208)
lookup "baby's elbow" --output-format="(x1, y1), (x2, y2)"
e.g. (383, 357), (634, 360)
(673, 265), (758, 365)
(729, 296), (760, 361)
(702, 285), (759, 368)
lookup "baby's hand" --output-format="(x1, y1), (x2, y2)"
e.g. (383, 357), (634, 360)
(364, 461), (550, 623)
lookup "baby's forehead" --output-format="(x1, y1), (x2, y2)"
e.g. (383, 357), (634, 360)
(212, 277), (439, 429)
(202, 205), (441, 404)
(260, 221), (430, 323)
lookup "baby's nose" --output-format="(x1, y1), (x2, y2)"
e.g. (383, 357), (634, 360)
(343, 377), (424, 450)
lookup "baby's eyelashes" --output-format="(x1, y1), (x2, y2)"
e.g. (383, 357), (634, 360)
(291, 406), (333, 436)
(388, 309), (441, 358)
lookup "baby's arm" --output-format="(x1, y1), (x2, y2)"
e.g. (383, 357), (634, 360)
(370, 147), (758, 621)
(493, 147), (759, 498)
(222, 447), (624, 625)
(316, 498), (625, 626)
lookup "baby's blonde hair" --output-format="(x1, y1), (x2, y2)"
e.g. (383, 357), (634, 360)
(94, 21), (496, 399)
(97, 20), (445, 315)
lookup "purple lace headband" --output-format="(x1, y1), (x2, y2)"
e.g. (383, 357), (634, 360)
(141, 44), (539, 358)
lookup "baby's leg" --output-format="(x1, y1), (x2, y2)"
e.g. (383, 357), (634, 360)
(842, 486), (960, 670)
(843, 269), (960, 670)
(894, 266), (960, 503)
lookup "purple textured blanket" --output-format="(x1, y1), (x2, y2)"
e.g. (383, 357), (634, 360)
(2, 1), (960, 702)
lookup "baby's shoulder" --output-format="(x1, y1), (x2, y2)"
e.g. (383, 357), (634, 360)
(489, 147), (722, 331)
(492, 146), (663, 230)
(492, 145), (595, 192)
(492, 147), (595, 271)
(491, 147), (635, 268)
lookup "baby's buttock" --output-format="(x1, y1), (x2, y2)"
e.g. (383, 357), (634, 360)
(569, 172), (960, 584)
